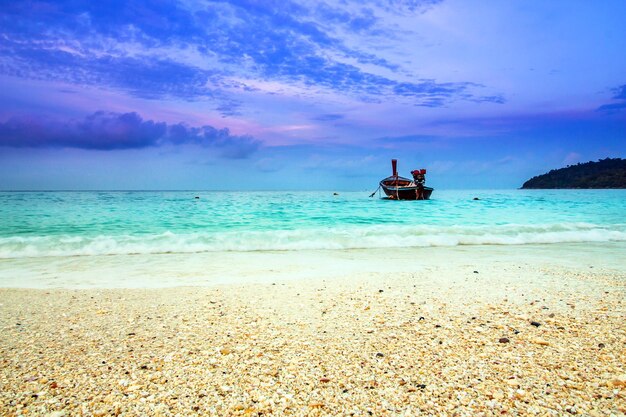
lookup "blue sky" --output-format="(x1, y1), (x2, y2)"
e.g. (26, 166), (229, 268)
(0, 0), (625, 190)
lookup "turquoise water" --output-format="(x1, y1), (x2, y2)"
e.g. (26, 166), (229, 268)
(1, 190), (625, 258)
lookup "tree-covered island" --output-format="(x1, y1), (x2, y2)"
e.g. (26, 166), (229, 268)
(521, 158), (626, 189)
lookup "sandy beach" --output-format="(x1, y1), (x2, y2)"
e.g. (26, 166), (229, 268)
(1, 244), (625, 416)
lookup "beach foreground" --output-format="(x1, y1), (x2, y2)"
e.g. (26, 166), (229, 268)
(1, 245), (625, 416)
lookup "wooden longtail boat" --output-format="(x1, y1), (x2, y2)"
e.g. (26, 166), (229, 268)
(379, 159), (434, 200)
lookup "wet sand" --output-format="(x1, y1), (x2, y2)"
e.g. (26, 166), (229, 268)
(1, 246), (625, 416)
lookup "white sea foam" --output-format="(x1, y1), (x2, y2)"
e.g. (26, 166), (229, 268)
(1, 223), (625, 259)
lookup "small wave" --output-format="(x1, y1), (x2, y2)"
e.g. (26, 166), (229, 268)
(0, 223), (625, 259)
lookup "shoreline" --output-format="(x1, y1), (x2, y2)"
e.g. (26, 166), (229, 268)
(1, 243), (625, 415)
(1, 241), (625, 289)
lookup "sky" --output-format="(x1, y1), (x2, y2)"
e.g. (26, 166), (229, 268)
(0, 0), (625, 190)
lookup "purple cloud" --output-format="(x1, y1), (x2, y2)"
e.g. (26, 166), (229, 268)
(0, 111), (260, 158)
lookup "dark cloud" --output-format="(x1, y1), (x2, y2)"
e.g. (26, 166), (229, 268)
(597, 102), (626, 112)
(474, 95), (506, 104)
(314, 4), (380, 34)
(597, 83), (626, 113)
(164, 122), (260, 159)
(375, 134), (440, 144)
(369, 0), (444, 13)
(0, 112), (165, 150)
(313, 114), (345, 122)
(612, 84), (626, 100)
(415, 97), (446, 108)
(393, 80), (474, 97)
(0, 112), (260, 157)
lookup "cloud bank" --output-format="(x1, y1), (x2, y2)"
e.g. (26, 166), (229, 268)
(597, 84), (626, 112)
(0, 112), (260, 158)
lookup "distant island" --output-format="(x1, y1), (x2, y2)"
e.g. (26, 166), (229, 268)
(521, 158), (626, 189)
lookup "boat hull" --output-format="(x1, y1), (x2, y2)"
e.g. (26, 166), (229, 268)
(380, 183), (434, 200)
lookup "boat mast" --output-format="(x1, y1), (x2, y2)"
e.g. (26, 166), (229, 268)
(391, 159), (399, 199)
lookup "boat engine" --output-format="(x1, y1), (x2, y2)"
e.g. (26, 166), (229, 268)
(411, 169), (427, 185)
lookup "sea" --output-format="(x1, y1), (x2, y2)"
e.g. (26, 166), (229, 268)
(2, 189), (626, 257)
(1, 190), (625, 287)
